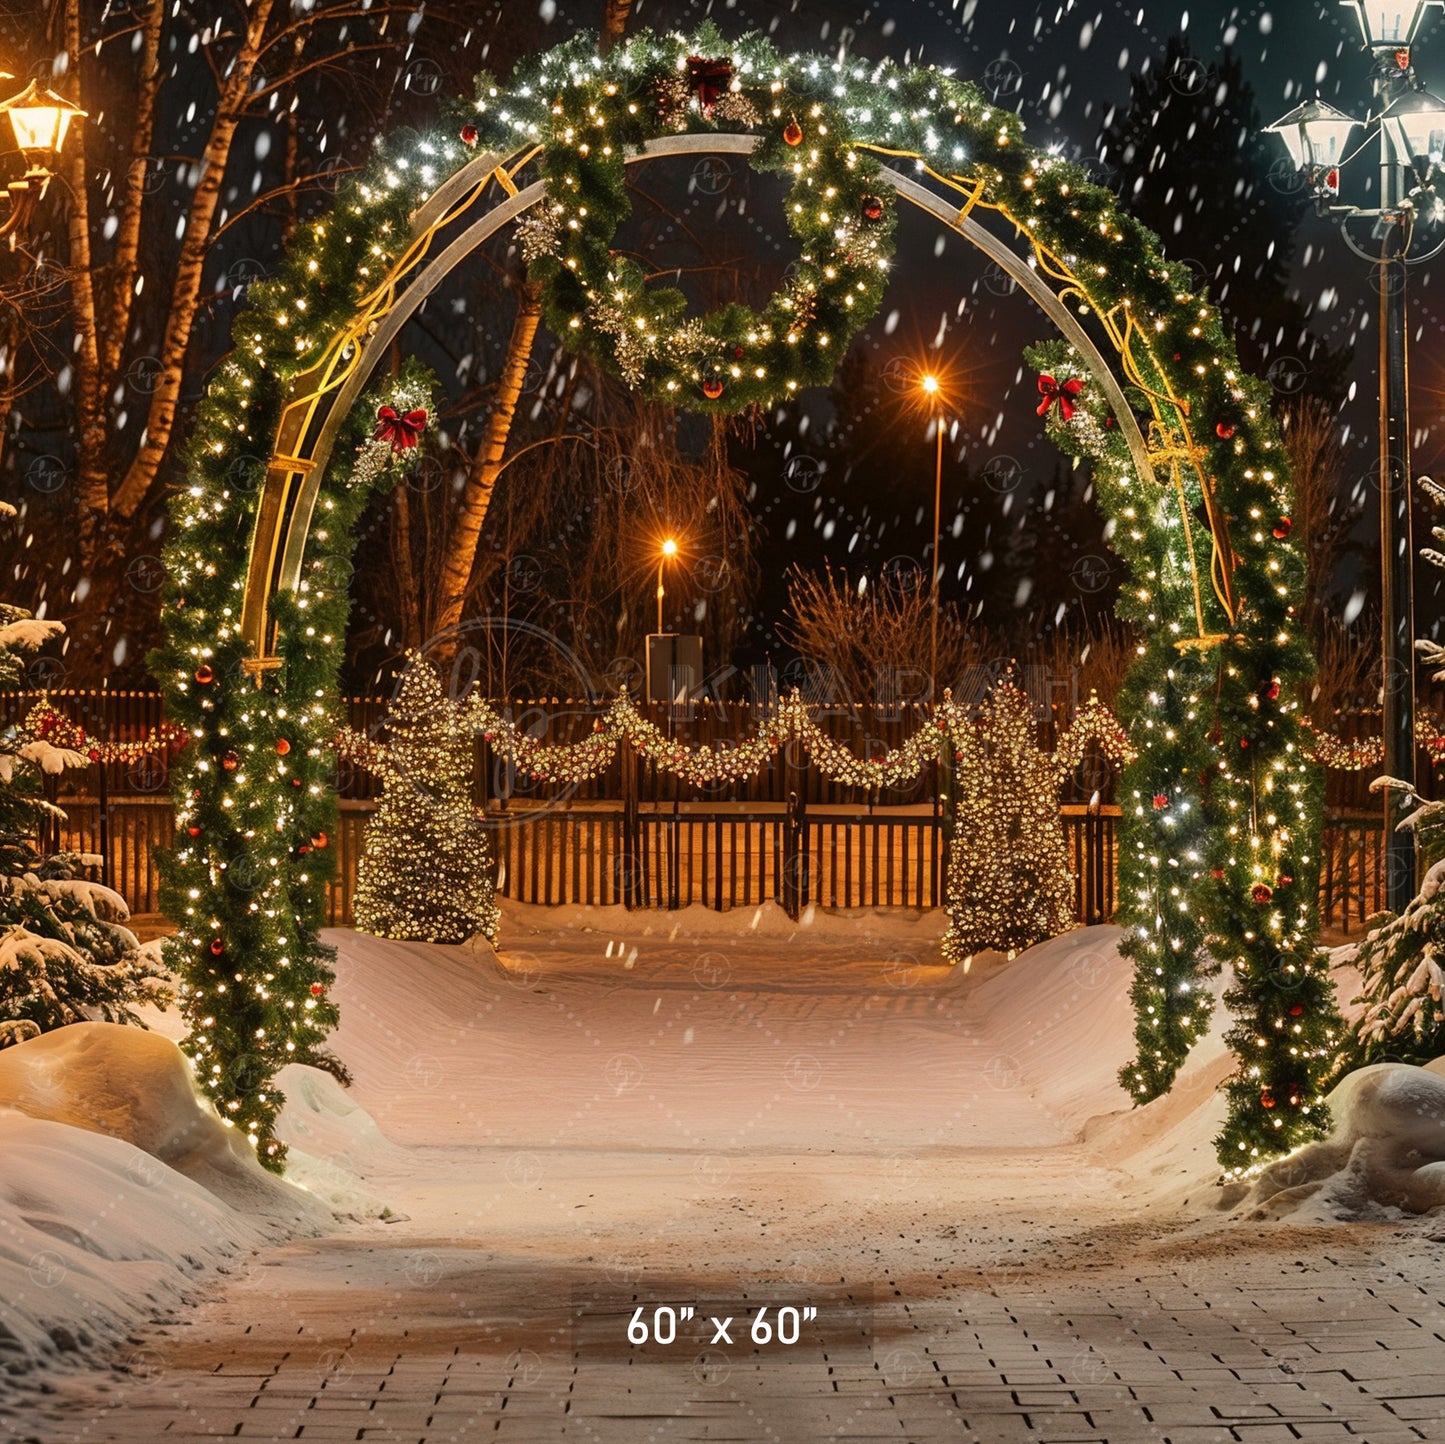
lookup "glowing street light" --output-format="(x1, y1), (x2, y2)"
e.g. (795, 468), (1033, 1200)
(657, 537), (679, 634)
(1264, 0), (1445, 910)
(0, 79), (86, 246)
(920, 372), (947, 692)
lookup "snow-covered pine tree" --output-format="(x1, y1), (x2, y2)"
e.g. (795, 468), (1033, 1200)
(1350, 477), (1445, 1064)
(350, 658), (499, 945)
(0, 504), (169, 1039)
(942, 676), (1076, 961)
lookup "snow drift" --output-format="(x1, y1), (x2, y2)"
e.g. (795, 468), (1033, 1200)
(1240, 1059), (1445, 1220)
(0, 1023), (328, 1399)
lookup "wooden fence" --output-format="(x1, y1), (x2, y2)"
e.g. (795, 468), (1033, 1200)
(37, 788), (1387, 936)
(3, 690), (1404, 937)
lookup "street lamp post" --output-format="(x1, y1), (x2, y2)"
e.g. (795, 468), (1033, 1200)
(1265, 0), (1445, 912)
(656, 536), (678, 635)
(921, 373), (944, 693)
(0, 79), (86, 246)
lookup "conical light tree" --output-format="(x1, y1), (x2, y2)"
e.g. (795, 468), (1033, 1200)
(351, 659), (499, 945)
(942, 677), (1077, 962)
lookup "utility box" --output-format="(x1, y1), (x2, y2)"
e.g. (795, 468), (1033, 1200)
(645, 633), (703, 704)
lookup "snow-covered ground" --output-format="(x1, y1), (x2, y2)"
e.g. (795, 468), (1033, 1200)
(4, 904), (1445, 1441)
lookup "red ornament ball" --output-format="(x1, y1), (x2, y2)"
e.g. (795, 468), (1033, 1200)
(1251, 883), (1274, 904)
(194, 665), (214, 685)
(1287, 1083), (1304, 1106)
(1262, 680), (1281, 701)
(311, 831), (329, 850)
(1215, 421), (1236, 440)
(861, 194), (884, 221)
(783, 119), (803, 146)
(290, 776), (303, 789)
(209, 938), (225, 957)
(1272, 516), (1292, 539)
(186, 824), (201, 838)
(460, 123), (479, 147)
(1210, 868), (1226, 880)
(1260, 1088), (1276, 1109)
(297, 844), (312, 856)
(222, 750), (239, 772)
(1104, 415), (1116, 430)
(310, 982), (325, 997)
(87, 748), (102, 763)
(275, 738), (291, 756)
(702, 376), (725, 400)
(1277, 873), (1294, 888)
(1152, 793), (1169, 810)
(1289, 1003), (1304, 1017)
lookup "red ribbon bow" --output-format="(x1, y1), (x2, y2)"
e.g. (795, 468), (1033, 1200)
(686, 55), (734, 118)
(373, 405), (428, 452)
(1036, 373), (1084, 421)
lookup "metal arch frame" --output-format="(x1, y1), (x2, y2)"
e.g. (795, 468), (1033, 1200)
(241, 133), (1160, 660)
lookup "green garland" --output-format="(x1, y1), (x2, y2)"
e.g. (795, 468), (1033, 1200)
(1025, 334), (1341, 1171)
(503, 27), (896, 411)
(154, 329), (436, 1167)
(155, 23), (1340, 1178)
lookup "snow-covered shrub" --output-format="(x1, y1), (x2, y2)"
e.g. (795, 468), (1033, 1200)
(1352, 857), (1445, 1066)
(1, 852), (170, 1032)
(1349, 478), (1445, 1067)
(0, 512), (170, 1041)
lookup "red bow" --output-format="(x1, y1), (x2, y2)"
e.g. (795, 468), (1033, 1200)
(373, 405), (428, 452)
(1036, 374), (1084, 421)
(686, 55), (734, 118)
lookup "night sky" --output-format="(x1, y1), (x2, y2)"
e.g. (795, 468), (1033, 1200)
(535, 0), (1423, 664)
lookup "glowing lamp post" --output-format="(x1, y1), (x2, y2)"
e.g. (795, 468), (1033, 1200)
(1265, 0), (1445, 911)
(0, 79), (86, 246)
(645, 537), (700, 706)
(920, 372), (945, 694)
(656, 536), (678, 635)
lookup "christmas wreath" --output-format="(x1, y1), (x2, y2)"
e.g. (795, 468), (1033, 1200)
(501, 33), (897, 411)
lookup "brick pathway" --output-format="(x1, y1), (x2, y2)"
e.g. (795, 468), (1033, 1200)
(14, 1214), (1444, 1443)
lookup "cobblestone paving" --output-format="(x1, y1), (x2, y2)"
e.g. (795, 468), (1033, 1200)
(13, 1211), (1445, 1443)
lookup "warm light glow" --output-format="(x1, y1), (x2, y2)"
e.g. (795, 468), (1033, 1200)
(660, 537), (679, 557)
(0, 80), (85, 164)
(920, 373), (940, 394)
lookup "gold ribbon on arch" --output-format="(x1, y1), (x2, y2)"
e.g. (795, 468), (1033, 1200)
(857, 143), (1240, 645)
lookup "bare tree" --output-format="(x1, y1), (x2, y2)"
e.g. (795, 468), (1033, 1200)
(780, 565), (990, 702)
(1282, 395), (1364, 636)
(355, 368), (763, 699)
(433, 282), (543, 647)
(599, 0), (634, 55)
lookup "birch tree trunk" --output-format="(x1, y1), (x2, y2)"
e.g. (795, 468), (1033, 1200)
(431, 282), (542, 645)
(599, 0), (634, 55)
(109, 0), (278, 522)
(100, 0), (164, 386)
(62, 0), (110, 558)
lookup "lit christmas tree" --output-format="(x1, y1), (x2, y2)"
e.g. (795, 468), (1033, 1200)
(350, 659), (499, 946)
(942, 678), (1077, 962)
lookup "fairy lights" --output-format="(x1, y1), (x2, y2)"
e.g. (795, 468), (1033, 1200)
(157, 21), (1338, 1175)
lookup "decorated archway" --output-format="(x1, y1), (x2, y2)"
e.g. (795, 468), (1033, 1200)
(157, 26), (1342, 1174)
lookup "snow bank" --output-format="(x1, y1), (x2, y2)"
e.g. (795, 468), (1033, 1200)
(0, 1024), (329, 1398)
(273, 1061), (408, 1218)
(1239, 1060), (1445, 1220)
(0, 1024), (321, 1224)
